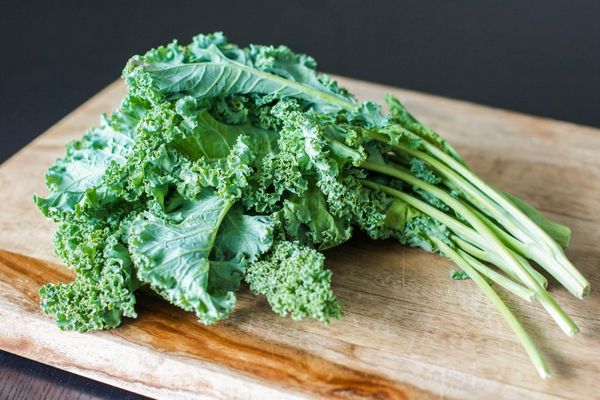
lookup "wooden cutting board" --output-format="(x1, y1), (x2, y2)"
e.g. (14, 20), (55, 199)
(1, 77), (599, 400)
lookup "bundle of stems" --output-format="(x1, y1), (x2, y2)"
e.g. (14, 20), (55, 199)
(354, 116), (588, 378)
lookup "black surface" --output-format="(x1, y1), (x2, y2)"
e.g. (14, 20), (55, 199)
(0, 1), (599, 397)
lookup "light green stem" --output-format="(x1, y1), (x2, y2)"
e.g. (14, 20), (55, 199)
(462, 200), (557, 292)
(451, 234), (520, 281)
(431, 237), (551, 379)
(449, 210), (549, 289)
(361, 179), (547, 288)
(360, 163), (578, 335)
(458, 250), (535, 302)
(421, 139), (588, 297)
(371, 132), (587, 298)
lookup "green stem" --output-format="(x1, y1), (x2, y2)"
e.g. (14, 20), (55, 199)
(457, 206), (549, 289)
(451, 234), (519, 281)
(371, 132), (587, 298)
(461, 198), (564, 292)
(360, 163), (578, 335)
(362, 180), (547, 288)
(463, 201), (529, 254)
(458, 250), (535, 302)
(393, 139), (530, 243)
(451, 234), (547, 289)
(431, 237), (551, 379)
(421, 139), (588, 297)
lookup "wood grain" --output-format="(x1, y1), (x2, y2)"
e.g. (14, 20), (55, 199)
(0, 77), (599, 399)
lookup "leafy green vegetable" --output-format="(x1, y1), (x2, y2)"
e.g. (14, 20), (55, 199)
(125, 32), (355, 113)
(129, 190), (272, 324)
(34, 122), (134, 218)
(35, 32), (588, 379)
(39, 214), (139, 330)
(245, 241), (341, 322)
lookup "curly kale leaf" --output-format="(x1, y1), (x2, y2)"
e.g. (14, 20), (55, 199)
(245, 241), (341, 323)
(269, 100), (390, 239)
(40, 218), (139, 331)
(168, 96), (277, 201)
(124, 32), (355, 113)
(171, 96), (277, 162)
(383, 198), (451, 252)
(34, 122), (134, 218)
(282, 181), (352, 250)
(246, 42), (354, 101)
(128, 189), (273, 324)
(214, 205), (274, 262)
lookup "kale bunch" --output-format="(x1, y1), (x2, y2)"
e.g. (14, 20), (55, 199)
(35, 32), (588, 378)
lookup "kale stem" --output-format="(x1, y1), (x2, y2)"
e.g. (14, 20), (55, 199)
(460, 203), (549, 288)
(361, 179), (547, 288)
(420, 140), (589, 298)
(360, 163), (578, 335)
(451, 234), (520, 281)
(369, 131), (587, 298)
(461, 200), (529, 254)
(451, 234), (547, 289)
(394, 140), (530, 243)
(431, 237), (551, 379)
(458, 250), (535, 302)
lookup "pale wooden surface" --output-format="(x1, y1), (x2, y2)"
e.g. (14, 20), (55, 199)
(0, 77), (599, 399)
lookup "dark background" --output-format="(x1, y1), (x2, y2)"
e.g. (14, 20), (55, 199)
(2, 1), (600, 165)
(0, 1), (599, 398)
